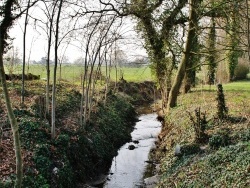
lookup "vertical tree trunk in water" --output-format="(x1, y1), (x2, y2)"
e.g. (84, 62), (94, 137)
(167, 0), (202, 111)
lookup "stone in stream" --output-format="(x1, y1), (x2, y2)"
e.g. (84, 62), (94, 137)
(128, 144), (136, 150)
(143, 175), (160, 188)
(85, 174), (108, 187)
(133, 140), (139, 144)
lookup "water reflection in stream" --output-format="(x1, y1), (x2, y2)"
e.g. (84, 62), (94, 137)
(103, 113), (161, 188)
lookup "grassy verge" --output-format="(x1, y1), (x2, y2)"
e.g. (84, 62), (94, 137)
(156, 81), (250, 187)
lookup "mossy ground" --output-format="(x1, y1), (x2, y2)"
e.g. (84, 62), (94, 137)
(156, 82), (250, 187)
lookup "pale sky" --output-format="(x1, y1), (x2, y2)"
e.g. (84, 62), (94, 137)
(9, 2), (147, 63)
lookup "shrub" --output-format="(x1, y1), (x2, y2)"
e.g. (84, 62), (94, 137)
(19, 120), (50, 149)
(33, 144), (52, 180)
(23, 174), (49, 188)
(234, 60), (249, 80)
(188, 107), (208, 143)
(56, 89), (81, 119)
(180, 143), (201, 156)
(209, 130), (230, 149)
(55, 134), (70, 147)
(247, 73), (250, 79)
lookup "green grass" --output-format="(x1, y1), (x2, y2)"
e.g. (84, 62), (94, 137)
(197, 81), (250, 91)
(5, 65), (152, 83)
(112, 66), (152, 82)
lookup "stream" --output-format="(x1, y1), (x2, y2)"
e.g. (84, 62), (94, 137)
(103, 113), (161, 188)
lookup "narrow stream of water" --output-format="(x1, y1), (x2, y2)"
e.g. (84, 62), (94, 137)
(103, 113), (161, 188)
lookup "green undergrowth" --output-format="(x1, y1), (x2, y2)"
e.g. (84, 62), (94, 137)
(158, 143), (250, 187)
(157, 84), (250, 187)
(0, 90), (137, 188)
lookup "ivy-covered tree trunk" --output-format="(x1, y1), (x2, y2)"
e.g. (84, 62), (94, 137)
(152, 55), (172, 110)
(129, 0), (187, 112)
(207, 15), (217, 85)
(182, 1), (201, 94)
(167, 0), (202, 110)
(227, 1), (240, 81)
(182, 33), (200, 93)
(0, 1), (23, 187)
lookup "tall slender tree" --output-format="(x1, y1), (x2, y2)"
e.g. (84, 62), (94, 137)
(51, 0), (63, 139)
(21, 0), (31, 106)
(45, 1), (58, 118)
(0, 1), (23, 187)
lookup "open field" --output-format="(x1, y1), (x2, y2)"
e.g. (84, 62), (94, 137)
(197, 81), (250, 91)
(4, 64), (152, 83)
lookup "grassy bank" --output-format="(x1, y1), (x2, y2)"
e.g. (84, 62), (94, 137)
(0, 81), (138, 187)
(156, 81), (250, 187)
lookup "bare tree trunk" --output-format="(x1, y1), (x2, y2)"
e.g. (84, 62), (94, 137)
(26, 37), (34, 75)
(88, 49), (104, 120)
(167, 0), (202, 112)
(51, 0), (63, 139)
(0, 53), (23, 188)
(86, 16), (115, 122)
(21, 0), (30, 106)
(80, 66), (87, 127)
(80, 14), (103, 126)
(104, 47), (112, 106)
(59, 62), (62, 82)
(46, 1), (58, 119)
